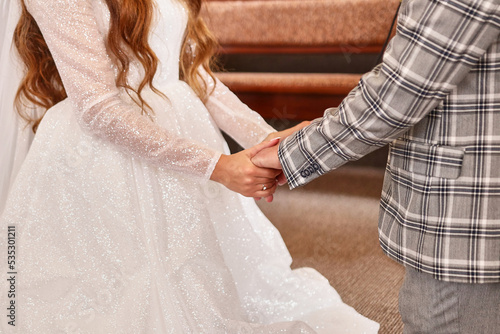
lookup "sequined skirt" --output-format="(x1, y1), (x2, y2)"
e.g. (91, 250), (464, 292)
(0, 81), (378, 333)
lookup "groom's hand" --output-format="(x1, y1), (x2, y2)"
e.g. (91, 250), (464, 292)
(251, 144), (281, 169)
(251, 143), (287, 186)
(254, 121), (310, 186)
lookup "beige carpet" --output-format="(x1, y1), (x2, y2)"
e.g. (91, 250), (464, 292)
(256, 166), (404, 333)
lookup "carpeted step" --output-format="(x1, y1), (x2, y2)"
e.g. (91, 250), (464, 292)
(202, 0), (400, 48)
(202, 0), (401, 120)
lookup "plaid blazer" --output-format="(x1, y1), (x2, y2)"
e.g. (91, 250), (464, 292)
(278, 0), (500, 283)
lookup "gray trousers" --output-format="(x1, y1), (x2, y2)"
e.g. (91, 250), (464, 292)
(399, 267), (500, 333)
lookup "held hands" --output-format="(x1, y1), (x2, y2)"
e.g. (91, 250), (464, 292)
(210, 121), (310, 202)
(250, 142), (285, 185)
(253, 121), (312, 186)
(210, 138), (282, 202)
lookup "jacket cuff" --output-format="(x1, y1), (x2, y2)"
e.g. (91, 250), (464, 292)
(278, 121), (353, 189)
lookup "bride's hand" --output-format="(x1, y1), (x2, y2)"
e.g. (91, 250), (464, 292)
(210, 138), (282, 200)
(264, 121), (312, 142)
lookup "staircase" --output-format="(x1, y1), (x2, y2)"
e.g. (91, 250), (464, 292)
(202, 0), (401, 120)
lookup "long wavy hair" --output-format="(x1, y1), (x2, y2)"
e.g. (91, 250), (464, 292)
(13, 0), (218, 132)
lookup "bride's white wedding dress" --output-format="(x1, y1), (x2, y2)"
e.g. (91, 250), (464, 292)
(0, 0), (379, 332)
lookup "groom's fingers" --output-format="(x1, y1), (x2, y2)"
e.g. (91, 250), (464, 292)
(254, 169), (282, 179)
(277, 172), (288, 186)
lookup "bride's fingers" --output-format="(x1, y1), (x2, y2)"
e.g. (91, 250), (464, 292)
(277, 172), (288, 186)
(254, 175), (280, 185)
(252, 167), (282, 179)
(262, 183), (278, 202)
(254, 195), (275, 203)
(256, 176), (278, 188)
(255, 181), (277, 197)
(264, 195), (274, 203)
(257, 182), (275, 192)
(253, 181), (277, 202)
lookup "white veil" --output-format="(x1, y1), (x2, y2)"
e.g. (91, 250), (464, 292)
(0, 0), (35, 214)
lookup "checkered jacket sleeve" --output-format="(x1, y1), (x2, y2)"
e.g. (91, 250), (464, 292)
(279, 0), (500, 188)
(278, 0), (500, 283)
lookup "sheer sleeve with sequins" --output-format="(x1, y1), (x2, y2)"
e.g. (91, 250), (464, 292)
(203, 74), (276, 149)
(25, 0), (221, 180)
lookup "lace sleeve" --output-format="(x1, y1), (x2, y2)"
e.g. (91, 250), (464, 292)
(203, 73), (276, 149)
(25, 0), (221, 180)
